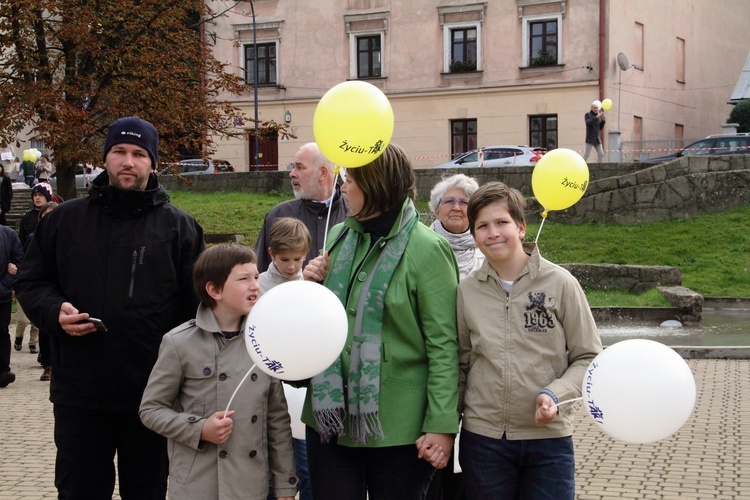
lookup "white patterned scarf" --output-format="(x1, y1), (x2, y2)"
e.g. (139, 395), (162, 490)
(430, 220), (480, 279)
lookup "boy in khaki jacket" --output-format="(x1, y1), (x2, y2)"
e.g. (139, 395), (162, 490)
(457, 182), (602, 500)
(140, 244), (296, 499)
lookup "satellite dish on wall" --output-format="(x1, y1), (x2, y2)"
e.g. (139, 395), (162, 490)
(617, 52), (630, 71)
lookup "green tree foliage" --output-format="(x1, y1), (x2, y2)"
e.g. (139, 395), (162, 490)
(728, 99), (750, 133)
(0, 0), (283, 199)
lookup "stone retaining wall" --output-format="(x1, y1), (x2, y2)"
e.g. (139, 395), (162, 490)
(561, 264), (682, 294)
(158, 155), (750, 225)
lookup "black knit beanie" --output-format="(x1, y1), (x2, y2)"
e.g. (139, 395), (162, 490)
(103, 117), (159, 169)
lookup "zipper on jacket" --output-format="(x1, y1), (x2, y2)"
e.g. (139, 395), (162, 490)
(128, 250), (137, 297)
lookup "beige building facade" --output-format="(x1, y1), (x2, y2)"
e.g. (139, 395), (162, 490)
(207, 0), (750, 170)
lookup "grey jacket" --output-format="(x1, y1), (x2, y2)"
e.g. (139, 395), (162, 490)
(139, 305), (297, 499)
(458, 244), (602, 440)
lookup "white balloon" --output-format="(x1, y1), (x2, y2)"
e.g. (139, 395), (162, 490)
(582, 339), (696, 444)
(245, 281), (347, 381)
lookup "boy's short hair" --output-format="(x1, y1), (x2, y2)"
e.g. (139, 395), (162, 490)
(467, 181), (527, 234)
(268, 217), (312, 254)
(193, 244), (257, 308)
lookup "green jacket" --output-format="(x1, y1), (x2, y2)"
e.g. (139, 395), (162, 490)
(300, 200), (460, 447)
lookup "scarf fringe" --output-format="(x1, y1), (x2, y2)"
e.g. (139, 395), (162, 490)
(349, 411), (385, 445)
(313, 408), (345, 443)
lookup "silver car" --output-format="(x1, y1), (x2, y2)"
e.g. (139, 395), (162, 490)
(434, 146), (545, 168)
(47, 164), (97, 190)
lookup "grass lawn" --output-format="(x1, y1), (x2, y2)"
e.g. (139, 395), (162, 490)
(168, 191), (750, 303)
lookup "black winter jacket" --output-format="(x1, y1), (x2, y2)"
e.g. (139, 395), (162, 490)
(16, 173), (205, 411)
(584, 111), (605, 145)
(0, 175), (12, 216)
(0, 225), (23, 302)
(18, 207), (40, 251)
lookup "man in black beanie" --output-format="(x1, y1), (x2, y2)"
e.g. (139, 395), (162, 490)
(16, 116), (206, 499)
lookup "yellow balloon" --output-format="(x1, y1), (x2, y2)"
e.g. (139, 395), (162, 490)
(22, 150), (34, 162)
(531, 148), (589, 214)
(601, 98), (613, 111)
(313, 81), (394, 168)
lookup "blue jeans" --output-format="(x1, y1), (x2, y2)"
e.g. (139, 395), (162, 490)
(306, 426), (436, 500)
(294, 438), (313, 500)
(458, 428), (574, 500)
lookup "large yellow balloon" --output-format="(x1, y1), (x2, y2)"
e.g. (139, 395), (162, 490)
(22, 149), (34, 162)
(531, 148), (589, 216)
(601, 98), (613, 111)
(313, 81), (394, 168)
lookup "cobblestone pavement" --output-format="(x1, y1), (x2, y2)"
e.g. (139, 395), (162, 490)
(2, 336), (748, 499)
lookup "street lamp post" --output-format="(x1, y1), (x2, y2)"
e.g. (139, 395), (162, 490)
(250, 0), (259, 171)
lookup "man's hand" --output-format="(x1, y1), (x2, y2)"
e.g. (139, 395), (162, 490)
(535, 393), (558, 425)
(200, 411), (234, 445)
(59, 302), (97, 337)
(7, 262), (17, 275)
(415, 433), (453, 469)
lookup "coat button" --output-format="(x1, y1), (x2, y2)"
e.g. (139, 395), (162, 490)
(219, 450), (228, 458)
(187, 416), (197, 422)
(345, 346), (351, 355)
(203, 367), (211, 376)
(251, 373), (258, 381)
(251, 415), (258, 423)
(357, 271), (367, 282)
(249, 450), (257, 458)
(219, 373), (227, 381)
(289, 477), (298, 485)
(347, 308), (356, 317)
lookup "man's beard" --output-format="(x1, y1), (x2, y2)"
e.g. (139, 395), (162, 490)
(293, 182), (325, 200)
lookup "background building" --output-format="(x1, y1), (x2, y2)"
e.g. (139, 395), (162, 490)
(207, 0), (750, 170)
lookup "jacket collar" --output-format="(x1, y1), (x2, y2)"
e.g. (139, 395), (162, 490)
(194, 303), (248, 336)
(89, 171), (169, 217)
(475, 243), (542, 282)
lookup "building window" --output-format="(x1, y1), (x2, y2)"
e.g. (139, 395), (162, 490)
(674, 124), (684, 150)
(529, 20), (558, 66)
(357, 35), (382, 78)
(522, 14), (562, 67)
(450, 27), (477, 72)
(244, 42), (277, 86)
(443, 22), (482, 73)
(634, 22), (644, 70)
(346, 11), (388, 80)
(529, 115), (558, 150)
(676, 37), (685, 83)
(451, 119), (477, 158)
(633, 116), (643, 143)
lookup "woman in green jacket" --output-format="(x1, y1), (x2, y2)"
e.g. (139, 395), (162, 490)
(301, 143), (460, 499)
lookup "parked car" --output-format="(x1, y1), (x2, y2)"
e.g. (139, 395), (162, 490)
(47, 164), (97, 190)
(640, 133), (750, 163)
(214, 160), (235, 172)
(434, 145), (545, 168)
(161, 159), (234, 176)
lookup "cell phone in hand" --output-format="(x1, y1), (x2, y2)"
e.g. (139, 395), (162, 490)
(88, 318), (108, 332)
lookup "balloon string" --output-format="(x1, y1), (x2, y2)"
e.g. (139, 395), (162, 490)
(321, 170), (339, 255)
(224, 364), (256, 418)
(534, 215), (547, 245)
(554, 397), (582, 408)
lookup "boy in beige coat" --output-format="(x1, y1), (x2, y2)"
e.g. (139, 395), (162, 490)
(140, 244), (297, 499)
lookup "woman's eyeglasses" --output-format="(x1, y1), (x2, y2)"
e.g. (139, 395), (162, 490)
(440, 196), (469, 208)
